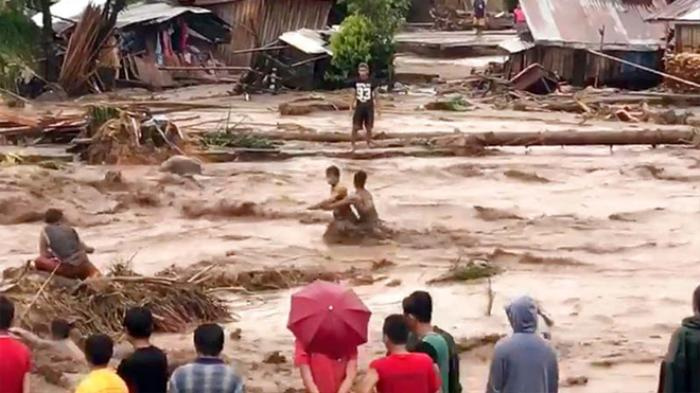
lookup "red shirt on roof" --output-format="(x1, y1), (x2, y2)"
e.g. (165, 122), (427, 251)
(0, 335), (32, 393)
(294, 340), (357, 393)
(370, 352), (440, 393)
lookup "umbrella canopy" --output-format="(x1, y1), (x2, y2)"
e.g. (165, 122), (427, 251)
(288, 280), (371, 359)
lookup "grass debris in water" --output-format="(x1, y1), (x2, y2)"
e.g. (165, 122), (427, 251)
(428, 259), (501, 284)
(200, 131), (279, 149)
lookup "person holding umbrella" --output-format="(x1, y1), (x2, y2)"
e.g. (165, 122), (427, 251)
(288, 281), (371, 393)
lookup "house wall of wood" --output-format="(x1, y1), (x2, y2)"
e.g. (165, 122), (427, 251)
(207, 0), (332, 66)
(507, 46), (662, 88)
(676, 24), (700, 53)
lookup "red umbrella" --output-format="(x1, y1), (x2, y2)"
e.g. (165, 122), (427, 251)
(288, 280), (371, 359)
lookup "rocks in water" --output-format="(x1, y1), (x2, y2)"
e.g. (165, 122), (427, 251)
(160, 155), (202, 176)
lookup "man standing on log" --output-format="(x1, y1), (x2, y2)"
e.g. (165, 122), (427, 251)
(473, 0), (487, 36)
(351, 63), (377, 151)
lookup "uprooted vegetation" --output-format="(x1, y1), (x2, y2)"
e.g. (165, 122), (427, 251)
(428, 259), (502, 284)
(1, 262), (230, 337)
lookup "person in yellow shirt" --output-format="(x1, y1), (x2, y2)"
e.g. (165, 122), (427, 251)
(75, 334), (128, 393)
(308, 165), (358, 223)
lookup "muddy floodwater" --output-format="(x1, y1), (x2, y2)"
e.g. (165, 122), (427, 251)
(2, 143), (699, 392)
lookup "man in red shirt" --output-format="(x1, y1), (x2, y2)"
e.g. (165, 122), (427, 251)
(0, 296), (31, 393)
(360, 314), (440, 393)
(294, 339), (357, 393)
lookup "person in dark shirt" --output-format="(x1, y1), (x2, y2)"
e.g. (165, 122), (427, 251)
(351, 63), (377, 151)
(117, 307), (168, 393)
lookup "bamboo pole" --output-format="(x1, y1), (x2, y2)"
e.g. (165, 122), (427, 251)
(587, 49), (700, 90)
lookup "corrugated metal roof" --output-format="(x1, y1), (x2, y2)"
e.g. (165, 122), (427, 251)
(116, 2), (212, 28)
(32, 0), (217, 33)
(498, 36), (535, 53)
(520, 0), (667, 51)
(279, 28), (332, 55)
(646, 0), (700, 22)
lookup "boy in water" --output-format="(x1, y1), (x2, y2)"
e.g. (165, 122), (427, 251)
(351, 63), (377, 151)
(328, 171), (378, 226)
(308, 165), (358, 223)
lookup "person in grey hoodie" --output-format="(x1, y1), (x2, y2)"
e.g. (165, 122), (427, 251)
(486, 296), (558, 393)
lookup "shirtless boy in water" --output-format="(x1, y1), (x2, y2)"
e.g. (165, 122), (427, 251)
(308, 166), (358, 222)
(328, 170), (378, 225)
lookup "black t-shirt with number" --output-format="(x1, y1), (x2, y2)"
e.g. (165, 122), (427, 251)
(354, 78), (376, 109)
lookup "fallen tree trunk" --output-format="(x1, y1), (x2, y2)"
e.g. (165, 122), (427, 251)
(229, 130), (459, 143)
(450, 129), (698, 147)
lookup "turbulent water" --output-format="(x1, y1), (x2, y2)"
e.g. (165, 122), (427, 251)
(1, 144), (699, 392)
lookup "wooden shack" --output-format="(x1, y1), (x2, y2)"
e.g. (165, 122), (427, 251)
(184, 0), (333, 66)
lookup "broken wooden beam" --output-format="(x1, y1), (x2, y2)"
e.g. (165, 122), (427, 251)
(452, 129), (697, 147)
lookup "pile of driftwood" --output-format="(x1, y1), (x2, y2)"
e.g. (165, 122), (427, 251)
(75, 105), (187, 165)
(0, 106), (84, 143)
(665, 53), (700, 92)
(0, 262), (230, 337)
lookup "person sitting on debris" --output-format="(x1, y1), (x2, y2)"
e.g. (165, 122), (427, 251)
(117, 307), (168, 393)
(328, 171), (379, 226)
(168, 323), (244, 393)
(10, 318), (83, 362)
(0, 296), (32, 393)
(308, 165), (359, 223)
(34, 208), (101, 280)
(659, 284), (700, 392)
(76, 334), (128, 393)
(486, 296), (558, 393)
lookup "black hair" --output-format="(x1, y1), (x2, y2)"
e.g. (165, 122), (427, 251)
(354, 170), (367, 188)
(84, 334), (114, 366)
(694, 285), (700, 312)
(326, 165), (340, 177)
(123, 307), (154, 339)
(194, 323), (224, 357)
(402, 291), (433, 323)
(383, 314), (409, 345)
(0, 296), (14, 330)
(358, 62), (369, 71)
(51, 319), (72, 339)
(45, 208), (63, 224)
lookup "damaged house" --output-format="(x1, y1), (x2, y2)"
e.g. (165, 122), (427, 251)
(647, 0), (700, 53)
(34, 0), (231, 89)
(501, 0), (667, 88)
(182, 0), (334, 67)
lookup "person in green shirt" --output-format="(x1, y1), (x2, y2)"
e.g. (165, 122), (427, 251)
(403, 291), (453, 393)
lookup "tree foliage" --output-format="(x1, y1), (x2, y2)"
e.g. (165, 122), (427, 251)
(0, 6), (39, 91)
(327, 0), (410, 82)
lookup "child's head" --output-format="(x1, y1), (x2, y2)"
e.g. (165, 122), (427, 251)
(51, 319), (72, 340)
(84, 334), (113, 367)
(123, 307), (154, 341)
(358, 63), (370, 80)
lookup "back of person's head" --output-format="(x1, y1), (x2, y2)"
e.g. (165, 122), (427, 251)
(45, 208), (64, 224)
(354, 170), (368, 188)
(402, 291), (433, 323)
(84, 334), (114, 367)
(51, 319), (72, 340)
(693, 285), (700, 314)
(123, 307), (154, 339)
(0, 296), (14, 330)
(358, 62), (369, 71)
(326, 165), (340, 178)
(194, 323), (224, 357)
(383, 314), (409, 345)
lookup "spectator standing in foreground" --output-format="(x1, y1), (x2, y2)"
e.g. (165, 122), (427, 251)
(169, 323), (244, 393)
(295, 339), (358, 393)
(360, 314), (440, 393)
(0, 296), (31, 393)
(403, 292), (451, 393)
(404, 291), (462, 393)
(659, 285), (700, 393)
(76, 334), (128, 393)
(117, 307), (168, 393)
(486, 296), (558, 393)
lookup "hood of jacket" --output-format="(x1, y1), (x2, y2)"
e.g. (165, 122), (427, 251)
(506, 296), (538, 334)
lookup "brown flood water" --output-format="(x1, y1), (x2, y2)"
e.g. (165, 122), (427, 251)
(1, 144), (699, 392)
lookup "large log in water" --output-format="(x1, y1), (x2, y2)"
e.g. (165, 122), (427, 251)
(453, 130), (698, 147)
